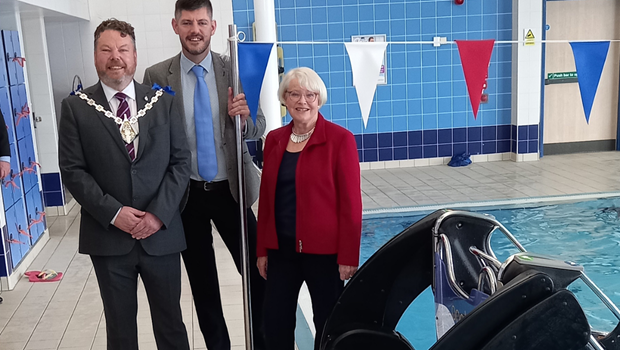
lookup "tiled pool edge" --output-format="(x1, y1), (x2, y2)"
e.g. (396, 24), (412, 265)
(363, 192), (620, 219)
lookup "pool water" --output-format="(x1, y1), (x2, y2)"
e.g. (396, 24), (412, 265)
(361, 197), (620, 350)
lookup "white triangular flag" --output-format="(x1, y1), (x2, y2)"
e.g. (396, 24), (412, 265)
(345, 42), (388, 128)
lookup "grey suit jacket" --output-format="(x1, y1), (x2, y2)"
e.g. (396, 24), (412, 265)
(58, 81), (191, 256)
(143, 52), (265, 206)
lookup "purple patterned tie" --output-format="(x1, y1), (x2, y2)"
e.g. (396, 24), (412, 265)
(114, 92), (135, 161)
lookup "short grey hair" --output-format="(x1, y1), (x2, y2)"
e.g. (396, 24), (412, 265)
(278, 67), (327, 107)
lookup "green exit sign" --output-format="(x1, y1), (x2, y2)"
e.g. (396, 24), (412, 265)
(547, 72), (577, 80)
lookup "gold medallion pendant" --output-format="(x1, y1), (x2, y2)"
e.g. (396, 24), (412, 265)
(120, 121), (137, 144)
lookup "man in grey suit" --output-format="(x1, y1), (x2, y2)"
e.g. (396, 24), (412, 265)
(143, 1), (266, 349)
(58, 19), (191, 350)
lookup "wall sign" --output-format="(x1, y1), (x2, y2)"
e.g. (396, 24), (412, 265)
(351, 34), (387, 85)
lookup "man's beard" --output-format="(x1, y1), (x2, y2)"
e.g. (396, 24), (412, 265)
(181, 38), (209, 56)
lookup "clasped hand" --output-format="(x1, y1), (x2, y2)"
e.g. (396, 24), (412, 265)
(114, 206), (163, 240)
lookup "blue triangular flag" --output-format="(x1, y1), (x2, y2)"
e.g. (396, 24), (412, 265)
(238, 42), (273, 123)
(569, 41), (610, 123)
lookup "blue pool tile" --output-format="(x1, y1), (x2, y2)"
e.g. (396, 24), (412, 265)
(363, 134), (378, 149)
(518, 125), (528, 141)
(42, 173), (61, 192)
(408, 131), (422, 146)
(528, 124), (539, 141)
(379, 148), (393, 161)
(528, 140), (538, 154)
(518, 141), (528, 154)
(409, 146), (422, 159)
(393, 132), (407, 147)
(0, 254), (7, 277)
(438, 144), (452, 157)
(497, 140), (510, 153)
(468, 142), (482, 155)
(438, 129), (452, 144)
(453, 128), (467, 143)
(358, 150), (362, 161)
(482, 141), (497, 154)
(393, 116), (407, 131)
(482, 126), (497, 141)
(468, 127), (482, 142)
(498, 125), (510, 140)
(453, 142), (467, 155)
(354, 135), (362, 150)
(394, 147), (408, 160)
(511, 125), (517, 140)
(378, 133), (392, 148)
(438, 113), (452, 129)
(44, 191), (64, 207)
(423, 145), (437, 158)
(423, 130), (438, 145)
(511, 140), (517, 153)
(363, 149), (378, 162)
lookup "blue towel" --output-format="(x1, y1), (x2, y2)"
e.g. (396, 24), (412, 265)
(448, 152), (472, 167)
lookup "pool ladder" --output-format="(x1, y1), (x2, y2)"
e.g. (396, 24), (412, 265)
(433, 210), (620, 350)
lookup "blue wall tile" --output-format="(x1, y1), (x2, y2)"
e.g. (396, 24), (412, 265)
(408, 130), (422, 146)
(423, 130), (437, 145)
(394, 147), (408, 160)
(468, 127), (482, 142)
(393, 132), (407, 147)
(379, 148), (393, 161)
(468, 142), (482, 155)
(378, 133), (392, 148)
(235, 0), (515, 163)
(423, 145), (437, 158)
(409, 146), (422, 159)
(363, 134), (377, 148)
(453, 142), (467, 155)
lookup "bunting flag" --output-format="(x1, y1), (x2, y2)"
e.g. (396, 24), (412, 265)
(455, 39), (495, 119)
(345, 42), (388, 128)
(570, 41), (610, 123)
(238, 42), (274, 123)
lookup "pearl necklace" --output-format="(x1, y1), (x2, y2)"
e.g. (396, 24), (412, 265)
(76, 89), (164, 144)
(290, 127), (314, 143)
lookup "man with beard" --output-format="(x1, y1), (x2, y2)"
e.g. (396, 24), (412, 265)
(58, 19), (191, 350)
(143, 1), (266, 349)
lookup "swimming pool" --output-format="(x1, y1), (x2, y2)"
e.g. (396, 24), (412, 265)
(361, 197), (620, 350)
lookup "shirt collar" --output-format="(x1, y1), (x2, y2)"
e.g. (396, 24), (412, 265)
(101, 80), (136, 103)
(181, 51), (213, 76)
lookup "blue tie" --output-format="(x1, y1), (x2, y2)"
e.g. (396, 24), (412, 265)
(191, 65), (218, 181)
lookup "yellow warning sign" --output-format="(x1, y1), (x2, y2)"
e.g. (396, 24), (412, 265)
(525, 29), (535, 46)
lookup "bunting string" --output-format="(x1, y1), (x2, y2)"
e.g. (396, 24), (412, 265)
(243, 39), (620, 45)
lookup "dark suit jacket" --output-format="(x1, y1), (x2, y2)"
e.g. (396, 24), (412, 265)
(58, 81), (191, 256)
(0, 111), (10, 157)
(143, 52), (266, 206)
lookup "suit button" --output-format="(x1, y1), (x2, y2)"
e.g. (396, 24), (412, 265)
(132, 170), (137, 174)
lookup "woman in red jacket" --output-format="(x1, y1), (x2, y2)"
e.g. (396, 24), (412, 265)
(256, 67), (362, 350)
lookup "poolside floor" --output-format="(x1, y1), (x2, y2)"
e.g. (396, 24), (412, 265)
(2, 151), (620, 349)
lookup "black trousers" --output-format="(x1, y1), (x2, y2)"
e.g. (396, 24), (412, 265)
(90, 244), (189, 350)
(264, 250), (344, 350)
(181, 181), (266, 350)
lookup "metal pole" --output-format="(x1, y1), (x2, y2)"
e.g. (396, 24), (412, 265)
(228, 24), (254, 350)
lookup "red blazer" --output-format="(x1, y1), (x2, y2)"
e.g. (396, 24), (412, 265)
(256, 114), (362, 266)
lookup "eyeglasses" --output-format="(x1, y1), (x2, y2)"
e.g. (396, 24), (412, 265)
(286, 90), (318, 103)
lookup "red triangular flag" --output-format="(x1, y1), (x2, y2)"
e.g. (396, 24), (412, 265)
(456, 40), (495, 118)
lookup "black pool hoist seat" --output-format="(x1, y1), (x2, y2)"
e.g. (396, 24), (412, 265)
(320, 210), (620, 350)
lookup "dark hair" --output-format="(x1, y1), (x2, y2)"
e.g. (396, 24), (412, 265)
(175, 0), (213, 19)
(94, 19), (136, 50)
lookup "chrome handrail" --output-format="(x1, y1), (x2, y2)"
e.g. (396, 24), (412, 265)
(477, 266), (497, 295)
(436, 234), (470, 300)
